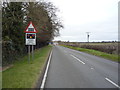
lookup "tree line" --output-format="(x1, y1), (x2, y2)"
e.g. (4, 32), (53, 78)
(2, 1), (63, 66)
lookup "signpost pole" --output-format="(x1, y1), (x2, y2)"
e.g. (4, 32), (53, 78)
(28, 45), (30, 63)
(32, 45), (34, 61)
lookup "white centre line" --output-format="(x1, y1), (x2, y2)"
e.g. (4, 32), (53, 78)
(105, 78), (120, 88)
(91, 68), (94, 70)
(71, 54), (85, 64)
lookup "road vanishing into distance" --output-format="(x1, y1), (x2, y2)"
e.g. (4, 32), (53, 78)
(44, 45), (119, 88)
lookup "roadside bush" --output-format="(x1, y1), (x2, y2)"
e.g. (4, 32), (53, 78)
(2, 40), (49, 66)
(2, 41), (16, 66)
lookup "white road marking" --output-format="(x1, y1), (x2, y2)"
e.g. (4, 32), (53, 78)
(91, 68), (94, 70)
(105, 78), (120, 88)
(40, 50), (53, 88)
(71, 54), (85, 64)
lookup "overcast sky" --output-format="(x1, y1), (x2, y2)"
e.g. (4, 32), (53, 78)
(49, 0), (119, 42)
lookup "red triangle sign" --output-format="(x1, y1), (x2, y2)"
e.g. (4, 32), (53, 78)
(24, 21), (38, 33)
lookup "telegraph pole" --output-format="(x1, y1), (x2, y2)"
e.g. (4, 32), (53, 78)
(86, 32), (90, 42)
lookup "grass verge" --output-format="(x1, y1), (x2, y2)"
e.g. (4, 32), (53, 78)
(61, 45), (119, 62)
(2, 45), (52, 88)
(0, 72), (1, 89)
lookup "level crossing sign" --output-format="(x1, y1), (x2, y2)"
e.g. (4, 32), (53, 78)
(24, 21), (37, 45)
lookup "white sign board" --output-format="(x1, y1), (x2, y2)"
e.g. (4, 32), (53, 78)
(26, 33), (36, 45)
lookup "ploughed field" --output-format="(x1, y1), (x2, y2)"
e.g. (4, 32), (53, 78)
(61, 42), (118, 55)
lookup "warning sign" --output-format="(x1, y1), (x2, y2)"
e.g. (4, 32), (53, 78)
(24, 21), (37, 33)
(24, 21), (37, 45)
(26, 33), (36, 45)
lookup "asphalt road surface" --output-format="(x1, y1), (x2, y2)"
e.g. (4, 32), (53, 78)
(44, 45), (119, 88)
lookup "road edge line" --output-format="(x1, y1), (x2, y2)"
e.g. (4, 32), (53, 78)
(40, 49), (53, 88)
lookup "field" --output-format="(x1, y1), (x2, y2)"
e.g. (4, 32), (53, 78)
(60, 42), (118, 55)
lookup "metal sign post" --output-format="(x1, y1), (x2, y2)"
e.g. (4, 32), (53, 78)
(28, 45), (30, 63)
(32, 45), (34, 61)
(24, 21), (37, 63)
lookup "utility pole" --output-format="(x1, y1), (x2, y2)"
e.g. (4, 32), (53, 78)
(86, 32), (90, 42)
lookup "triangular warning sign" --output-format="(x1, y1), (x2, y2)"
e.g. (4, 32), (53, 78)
(24, 21), (37, 33)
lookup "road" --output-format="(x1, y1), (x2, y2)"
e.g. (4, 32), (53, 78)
(44, 45), (119, 88)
